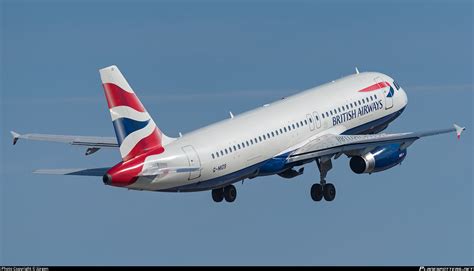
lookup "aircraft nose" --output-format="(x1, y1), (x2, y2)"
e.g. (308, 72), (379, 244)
(399, 88), (408, 107)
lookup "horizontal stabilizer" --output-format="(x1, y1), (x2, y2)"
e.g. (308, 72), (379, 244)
(34, 168), (110, 176)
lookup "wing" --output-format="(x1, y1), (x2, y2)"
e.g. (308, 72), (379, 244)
(287, 124), (466, 163)
(11, 131), (118, 155)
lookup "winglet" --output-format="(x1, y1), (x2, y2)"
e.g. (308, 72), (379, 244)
(453, 124), (465, 140)
(10, 131), (21, 145)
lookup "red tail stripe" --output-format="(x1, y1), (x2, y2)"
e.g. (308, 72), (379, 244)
(103, 83), (146, 112)
(122, 128), (164, 161)
(358, 81), (390, 92)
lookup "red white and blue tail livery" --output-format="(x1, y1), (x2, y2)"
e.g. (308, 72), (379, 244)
(11, 65), (466, 203)
(100, 66), (173, 161)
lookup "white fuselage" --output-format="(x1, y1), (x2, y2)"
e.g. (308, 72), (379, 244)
(128, 72), (408, 192)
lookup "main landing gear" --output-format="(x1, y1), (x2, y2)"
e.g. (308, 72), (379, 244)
(311, 158), (336, 202)
(212, 184), (237, 203)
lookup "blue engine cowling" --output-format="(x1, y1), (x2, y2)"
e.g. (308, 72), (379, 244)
(349, 144), (407, 174)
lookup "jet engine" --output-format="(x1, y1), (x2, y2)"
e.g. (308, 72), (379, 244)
(349, 144), (407, 174)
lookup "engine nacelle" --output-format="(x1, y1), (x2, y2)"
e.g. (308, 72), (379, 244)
(349, 144), (407, 174)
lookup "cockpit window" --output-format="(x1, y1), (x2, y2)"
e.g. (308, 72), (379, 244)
(393, 81), (401, 90)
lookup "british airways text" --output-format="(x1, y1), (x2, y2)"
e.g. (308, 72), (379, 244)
(332, 100), (384, 126)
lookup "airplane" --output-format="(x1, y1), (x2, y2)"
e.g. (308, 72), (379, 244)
(11, 65), (466, 203)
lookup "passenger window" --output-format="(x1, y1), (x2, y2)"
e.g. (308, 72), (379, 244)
(259, 136), (262, 142)
(288, 125), (291, 131)
(246, 141), (249, 147)
(309, 118), (313, 123)
(296, 123), (300, 128)
(292, 124), (295, 129)
(304, 120), (308, 125)
(366, 97), (369, 103)
(284, 127), (287, 132)
(370, 96), (373, 101)
(300, 121), (303, 126)
(350, 103), (353, 108)
(225, 149), (228, 154)
(212, 153), (215, 159)
(358, 100), (361, 105)
(375, 94), (378, 99)
(271, 131), (275, 137)
(233, 146), (237, 151)
(263, 135), (266, 140)
(315, 115), (319, 121)
(267, 133), (270, 138)
(229, 148), (232, 153)
(280, 128), (283, 133)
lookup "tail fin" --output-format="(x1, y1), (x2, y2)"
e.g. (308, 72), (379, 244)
(99, 65), (174, 161)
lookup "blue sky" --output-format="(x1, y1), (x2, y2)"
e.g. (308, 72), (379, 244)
(1, 0), (472, 265)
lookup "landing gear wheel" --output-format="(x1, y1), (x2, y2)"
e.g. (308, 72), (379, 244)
(212, 188), (224, 202)
(224, 185), (237, 202)
(323, 183), (336, 201)
(310, 183), (323, 201)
